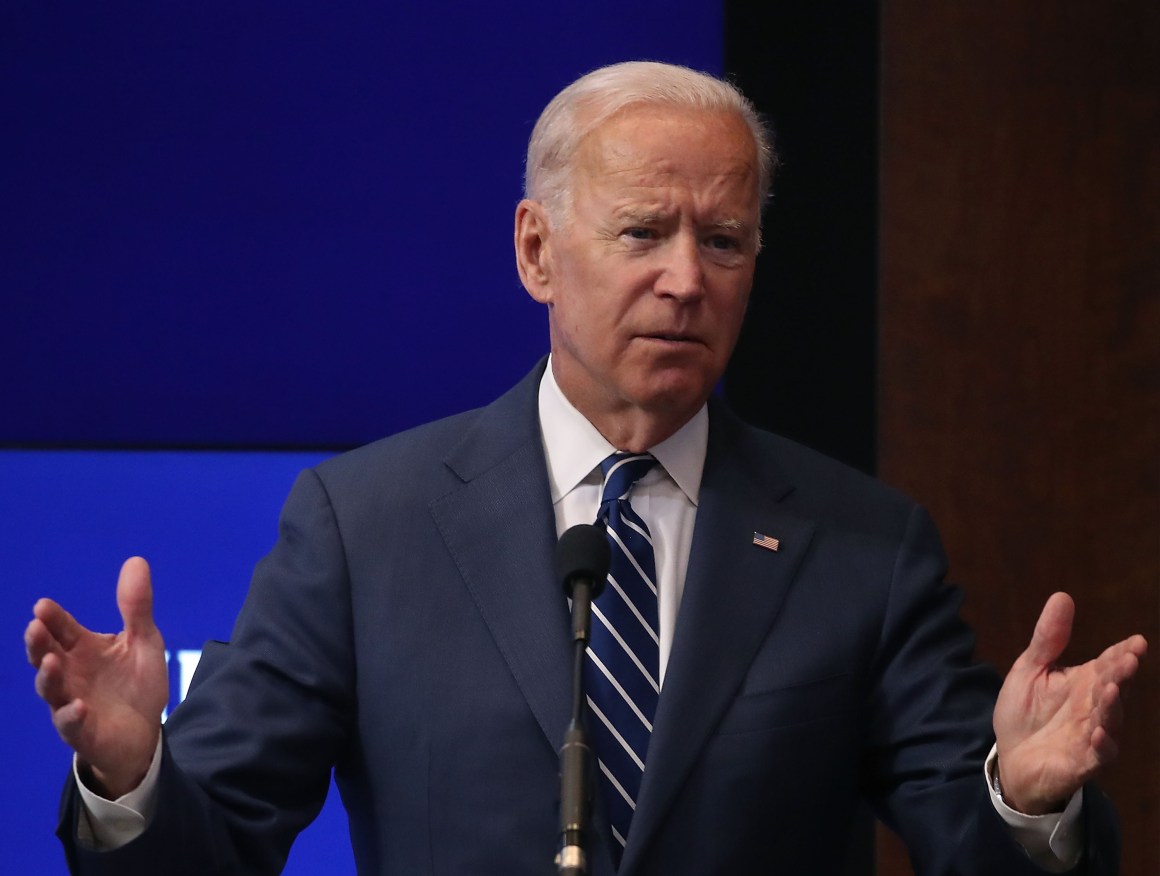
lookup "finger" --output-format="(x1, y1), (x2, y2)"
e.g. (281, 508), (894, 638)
(25, 617), (60, 667)
(52, 697), (89, 748)
(1090, 643), (1145, 693)
(1089, 680), (1123, 731)
(116, 557), (158, 641)
(1089, 724), (1119, 766)
(1108, 650), (1143, 688)
(34, 652), (73, 709)
(1022, 592), (1075, 668)
(1100, 634), (1149, 670)
(32, 597), (87, 651)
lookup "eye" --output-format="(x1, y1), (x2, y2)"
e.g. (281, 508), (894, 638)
(623, 227), (655, 241)
(706, 234), (741, 251)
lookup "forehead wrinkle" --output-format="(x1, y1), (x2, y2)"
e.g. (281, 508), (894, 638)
(609, 190), (754, 225)
(569, 111), (761, 233)
(611, 203), (667, 224)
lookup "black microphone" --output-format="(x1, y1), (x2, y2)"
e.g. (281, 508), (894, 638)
(556, 522), (610, 643)
(554, 523), (610, 876)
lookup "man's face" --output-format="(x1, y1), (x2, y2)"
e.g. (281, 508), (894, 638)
(520, 105), (760, 443)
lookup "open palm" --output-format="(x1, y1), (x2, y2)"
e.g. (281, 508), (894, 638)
(993, 592), (1147, 814)
(26, 557), (168, 798)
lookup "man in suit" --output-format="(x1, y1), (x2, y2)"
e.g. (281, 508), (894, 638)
(27, 61), (1146, 875)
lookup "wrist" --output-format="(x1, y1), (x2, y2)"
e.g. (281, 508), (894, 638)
(992, 758), (1067, 816)
(81, 762), (149, 801)
(80, 730), (161, 800)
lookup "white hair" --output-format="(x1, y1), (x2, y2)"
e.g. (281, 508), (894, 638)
(524, 60), (776, 225)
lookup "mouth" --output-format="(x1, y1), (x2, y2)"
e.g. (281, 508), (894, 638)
(641, 332), (700, 344)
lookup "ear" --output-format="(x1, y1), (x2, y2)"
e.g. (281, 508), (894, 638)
(514, 199), (554, 304)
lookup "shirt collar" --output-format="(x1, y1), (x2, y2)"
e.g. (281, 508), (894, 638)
(537, 356), (708, 506)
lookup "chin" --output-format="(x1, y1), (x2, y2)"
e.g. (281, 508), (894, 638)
(631, 374), (714, 415)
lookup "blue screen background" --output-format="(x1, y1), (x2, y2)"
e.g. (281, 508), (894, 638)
(2, 2), (721, 871)
(2, 2), (722, 449)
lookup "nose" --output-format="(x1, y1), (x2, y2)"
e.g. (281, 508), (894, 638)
(655, 233), (705, 301)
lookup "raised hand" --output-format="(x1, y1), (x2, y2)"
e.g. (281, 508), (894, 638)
(993, 592), (1148, 814)
(25, 557), (169, 799)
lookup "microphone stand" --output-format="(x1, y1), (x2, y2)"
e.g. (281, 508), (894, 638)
(557, 577), (596, 875)
(555, 525), (608, 876)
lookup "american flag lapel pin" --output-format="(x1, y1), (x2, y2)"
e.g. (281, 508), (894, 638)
(752, 531), (780, 552)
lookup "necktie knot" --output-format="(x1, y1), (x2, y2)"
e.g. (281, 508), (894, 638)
(599, 452), (657, 520)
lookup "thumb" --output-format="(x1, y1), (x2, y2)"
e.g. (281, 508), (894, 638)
(1022, 591), (1075, 669)
(116, 556), (158, 639)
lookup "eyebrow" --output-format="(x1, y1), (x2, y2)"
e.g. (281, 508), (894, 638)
(612, 210), (752, 233)
(613, 208), (666, 225)
(710, 218), (747, 232)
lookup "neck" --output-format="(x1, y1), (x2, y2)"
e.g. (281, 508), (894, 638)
(584, 408), (691, 454)
(548, 364), (702, 453)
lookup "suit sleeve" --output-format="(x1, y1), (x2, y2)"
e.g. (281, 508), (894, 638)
(57, 467), (357, 875)
(863, 504), (1120, 876)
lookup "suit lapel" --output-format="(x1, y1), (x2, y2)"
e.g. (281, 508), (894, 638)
(620, 404), (816, 873)
(427, 363), (575, 753)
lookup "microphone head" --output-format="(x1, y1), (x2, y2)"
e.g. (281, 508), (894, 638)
(555, 523), (610, 598)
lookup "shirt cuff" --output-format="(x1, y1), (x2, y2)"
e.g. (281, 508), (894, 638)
(74, 735), (163, 850)
(985, 744), (1084, 872)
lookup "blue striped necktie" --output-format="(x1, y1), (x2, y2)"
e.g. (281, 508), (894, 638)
(585, 451), (660, 856)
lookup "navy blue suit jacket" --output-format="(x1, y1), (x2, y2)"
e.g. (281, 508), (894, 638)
(60, 362), (1119, 874)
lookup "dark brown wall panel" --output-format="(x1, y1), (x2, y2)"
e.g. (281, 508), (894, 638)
(878, 3), (1158, 874)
